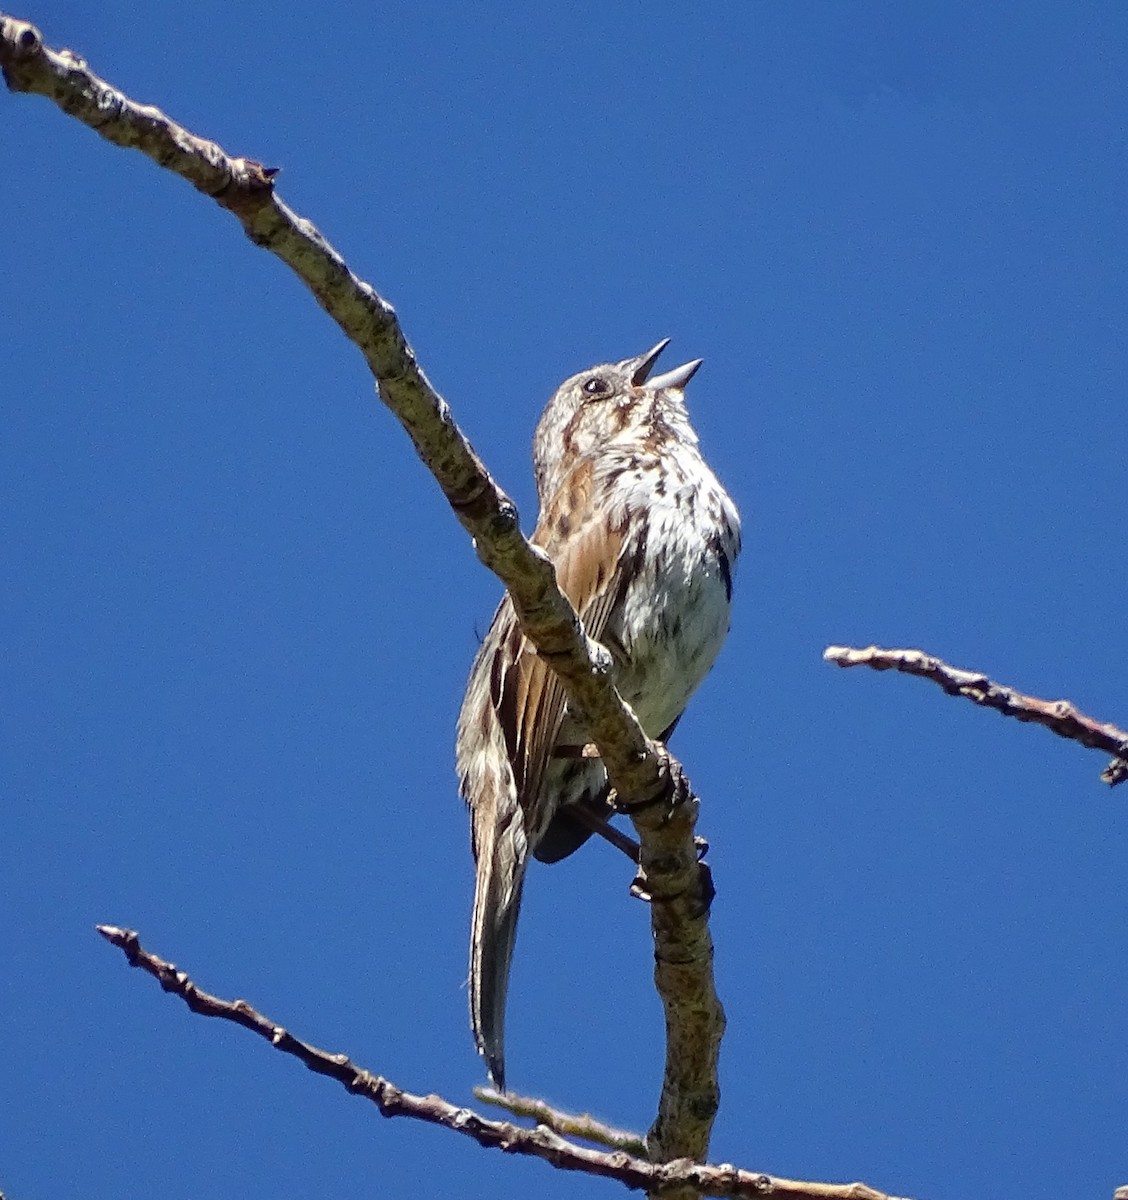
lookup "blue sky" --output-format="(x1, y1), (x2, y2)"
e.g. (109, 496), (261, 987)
(3, 3), (1126, 1198)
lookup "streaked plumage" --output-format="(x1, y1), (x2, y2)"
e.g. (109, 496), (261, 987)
(456, 340), (740, 1089)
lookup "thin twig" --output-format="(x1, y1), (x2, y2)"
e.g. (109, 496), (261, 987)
(824, 645), (1128, 785)
(474, 1086), (647, 1155)
(95, 926), (908, 1200)
(0, 14), (722, 1168)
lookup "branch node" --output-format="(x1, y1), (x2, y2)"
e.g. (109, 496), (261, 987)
(0, 17), (43, 59)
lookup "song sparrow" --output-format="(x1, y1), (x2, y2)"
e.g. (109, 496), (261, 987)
(455, 340), (741, 1089)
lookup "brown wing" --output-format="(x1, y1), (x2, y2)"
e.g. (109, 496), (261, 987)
(491, 459), (633, 844)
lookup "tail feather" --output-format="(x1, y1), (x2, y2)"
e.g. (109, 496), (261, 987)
(458, 603), (534, 1091)
(468, 814), (527, 1092)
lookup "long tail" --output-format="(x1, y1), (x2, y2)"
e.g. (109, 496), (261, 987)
(458, 600), (533, 1090)
(470, 801), (532, 1094)
(469, 811), (527, 1092)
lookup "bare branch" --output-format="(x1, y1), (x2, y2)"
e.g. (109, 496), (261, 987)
(0, 14), (721, 1164)
(824, 645), (1128, 785)
(631, 765), (723, 1168)
(474, 1086), (648, 1155)
(96, 927), (909, 1200)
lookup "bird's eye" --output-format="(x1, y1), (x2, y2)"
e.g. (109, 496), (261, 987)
(582, 377), (609, 396)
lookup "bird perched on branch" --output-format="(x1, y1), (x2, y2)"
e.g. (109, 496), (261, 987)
(456, 340), (741, 1090)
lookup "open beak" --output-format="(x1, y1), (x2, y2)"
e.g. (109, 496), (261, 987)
(629, 338), (671, 385)
(628, 338), (703, 390)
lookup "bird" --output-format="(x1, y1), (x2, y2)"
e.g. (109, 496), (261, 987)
(455, 339), (741, 1090)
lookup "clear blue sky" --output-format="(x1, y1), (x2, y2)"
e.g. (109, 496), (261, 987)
(3, 3), (1126, 1198)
